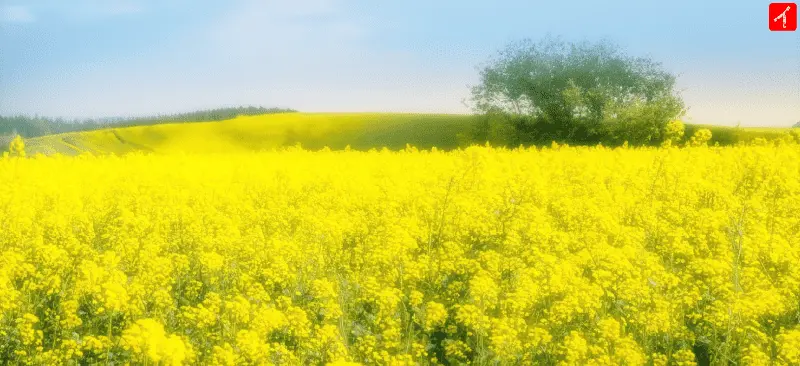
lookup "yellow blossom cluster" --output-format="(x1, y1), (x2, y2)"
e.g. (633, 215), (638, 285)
(0, 141), (799, 365)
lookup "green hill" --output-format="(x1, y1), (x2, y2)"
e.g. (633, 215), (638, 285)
(22, 112), (794, 156)
(26, 113), (477, 155)
(684, 124), (791, 145)
(0, 106), (295, 138)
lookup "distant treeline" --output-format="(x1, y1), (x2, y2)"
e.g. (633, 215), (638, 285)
(0, 106), (297, 138)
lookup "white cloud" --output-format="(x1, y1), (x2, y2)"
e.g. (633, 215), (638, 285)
(101, 1), (144, 15)
(2, 0), (477, 117)
(208, 0), (366, 55)
(5, 0), (146, 21)
(63, 0), (144, 17)
(1, 5), (35, 23)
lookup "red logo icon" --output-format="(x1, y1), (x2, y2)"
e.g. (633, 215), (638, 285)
(770, 3), (797, 31)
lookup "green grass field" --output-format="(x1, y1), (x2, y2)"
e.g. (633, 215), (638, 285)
(26, 113), (476, 155)
(24, 112), (793, 155)
(683, 124), (791, 145)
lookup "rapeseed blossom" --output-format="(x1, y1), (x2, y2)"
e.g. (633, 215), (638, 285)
(0, 142), (799, 364)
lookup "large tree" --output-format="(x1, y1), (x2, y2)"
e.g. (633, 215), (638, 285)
(470, 37), (685, 146)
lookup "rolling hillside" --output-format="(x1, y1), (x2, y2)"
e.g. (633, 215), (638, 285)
(683, 124), (791, 145)
(23, 112), (793, 155)
(25, 113), (477, 155)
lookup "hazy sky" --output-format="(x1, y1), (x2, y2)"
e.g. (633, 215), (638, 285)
(1, 0), (798, 126)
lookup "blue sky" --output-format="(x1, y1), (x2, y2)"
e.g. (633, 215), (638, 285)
(0, 0), (798, 126)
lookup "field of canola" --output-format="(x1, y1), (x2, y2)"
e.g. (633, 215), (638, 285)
(1, 143), (799, 365)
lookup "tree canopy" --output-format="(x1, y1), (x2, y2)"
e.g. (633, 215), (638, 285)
(470, 37), (685, 146)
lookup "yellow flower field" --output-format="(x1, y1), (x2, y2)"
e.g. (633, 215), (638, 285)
(1, 142), (799, 365)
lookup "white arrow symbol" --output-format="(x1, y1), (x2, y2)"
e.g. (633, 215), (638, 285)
(774, 5), (792, 29)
